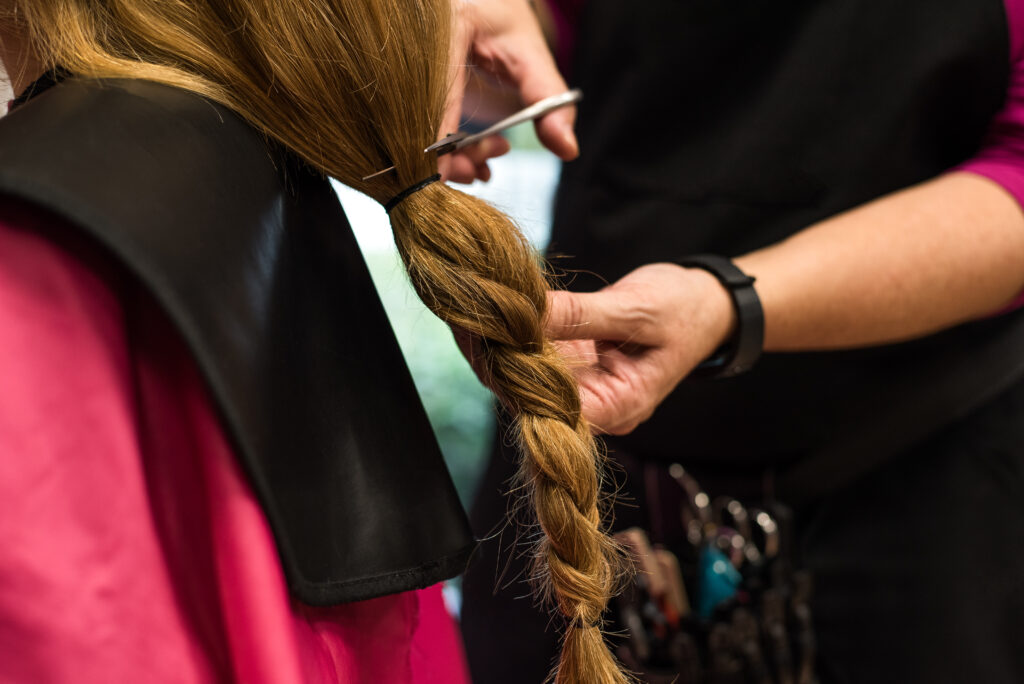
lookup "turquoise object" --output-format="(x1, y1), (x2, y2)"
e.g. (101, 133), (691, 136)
(697, 546), (742, 619)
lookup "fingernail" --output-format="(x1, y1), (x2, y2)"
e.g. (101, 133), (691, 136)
(561, 123), (579, 158)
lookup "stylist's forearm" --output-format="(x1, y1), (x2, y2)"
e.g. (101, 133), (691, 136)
(733, 172), (1024, 351)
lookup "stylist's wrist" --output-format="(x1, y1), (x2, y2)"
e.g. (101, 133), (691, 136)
(678, 266), (738, 367)
(544, 262), (741, 434)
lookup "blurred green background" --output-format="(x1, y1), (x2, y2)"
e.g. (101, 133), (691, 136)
(336, 125), (558, 507)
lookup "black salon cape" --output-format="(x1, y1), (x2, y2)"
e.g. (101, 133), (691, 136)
(0, 76), (475, 605)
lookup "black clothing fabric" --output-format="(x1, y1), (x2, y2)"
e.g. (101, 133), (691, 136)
(464, 0), (1024, 681)
(552, 0), (1024, 475)
(0, 77), (475, 605)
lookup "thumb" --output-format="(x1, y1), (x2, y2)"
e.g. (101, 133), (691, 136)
(505, 44), (578, 160)
(545, 289), (647, 343)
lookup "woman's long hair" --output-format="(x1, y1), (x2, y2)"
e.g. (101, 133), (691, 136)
(12, 0), (627, 680)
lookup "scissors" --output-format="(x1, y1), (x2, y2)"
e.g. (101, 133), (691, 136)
(361, 88), (583, 180)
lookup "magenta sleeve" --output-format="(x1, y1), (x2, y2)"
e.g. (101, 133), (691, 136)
(956, 0), (1024, 208)
(545, 0), (586, 75)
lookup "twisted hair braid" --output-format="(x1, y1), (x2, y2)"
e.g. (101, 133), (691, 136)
(17, 0), (629, 679)
(390, 189), (627, 681)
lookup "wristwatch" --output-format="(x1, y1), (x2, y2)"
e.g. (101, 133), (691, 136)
(678, 254), (764, 379)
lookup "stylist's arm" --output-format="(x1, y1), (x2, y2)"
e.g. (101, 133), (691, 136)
(549, 172), (1024, 434)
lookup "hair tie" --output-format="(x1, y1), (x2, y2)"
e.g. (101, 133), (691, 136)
(384, 173), (441, 213)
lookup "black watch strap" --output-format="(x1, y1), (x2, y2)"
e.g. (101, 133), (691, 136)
(678, 254), (764, 378)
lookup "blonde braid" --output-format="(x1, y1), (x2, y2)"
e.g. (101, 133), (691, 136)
(390, 190), (628, 683)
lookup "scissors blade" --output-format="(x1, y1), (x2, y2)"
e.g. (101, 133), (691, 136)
(424, 131), (470, 156)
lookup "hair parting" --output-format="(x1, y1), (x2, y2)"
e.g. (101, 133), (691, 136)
(14, 0), (629, 679)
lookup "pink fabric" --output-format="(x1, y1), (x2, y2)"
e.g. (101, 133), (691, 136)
(954, 0), (1024, 311)
(957, 0), (1024, 205)
(546, 0), (586, 75)
(0, 199), (470, 684)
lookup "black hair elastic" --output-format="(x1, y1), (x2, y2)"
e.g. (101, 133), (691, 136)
(384, 173), (441, 213)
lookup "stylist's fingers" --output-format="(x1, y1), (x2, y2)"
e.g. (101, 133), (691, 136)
(492, 12), (577, 160)
(529, 93), (577, 161)
(549, 336), (640, 433)
(576, 344), (675, 434)
(462, 135), (511, 165)
(444, 155), (478, 184)
(546, 289), (664, 346)
(439, 0), (474, 182)
(444, 135), (511, 183)
(546, 290), (615, 340)
(442, 0), (578, 183)
(496, 41), (578, 161)
(469, 1), (578, 160)
(551, 337), (601, 368)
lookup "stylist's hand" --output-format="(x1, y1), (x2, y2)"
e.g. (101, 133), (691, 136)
(546, 264), (736, 435)
(441, 0), (579, 183)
